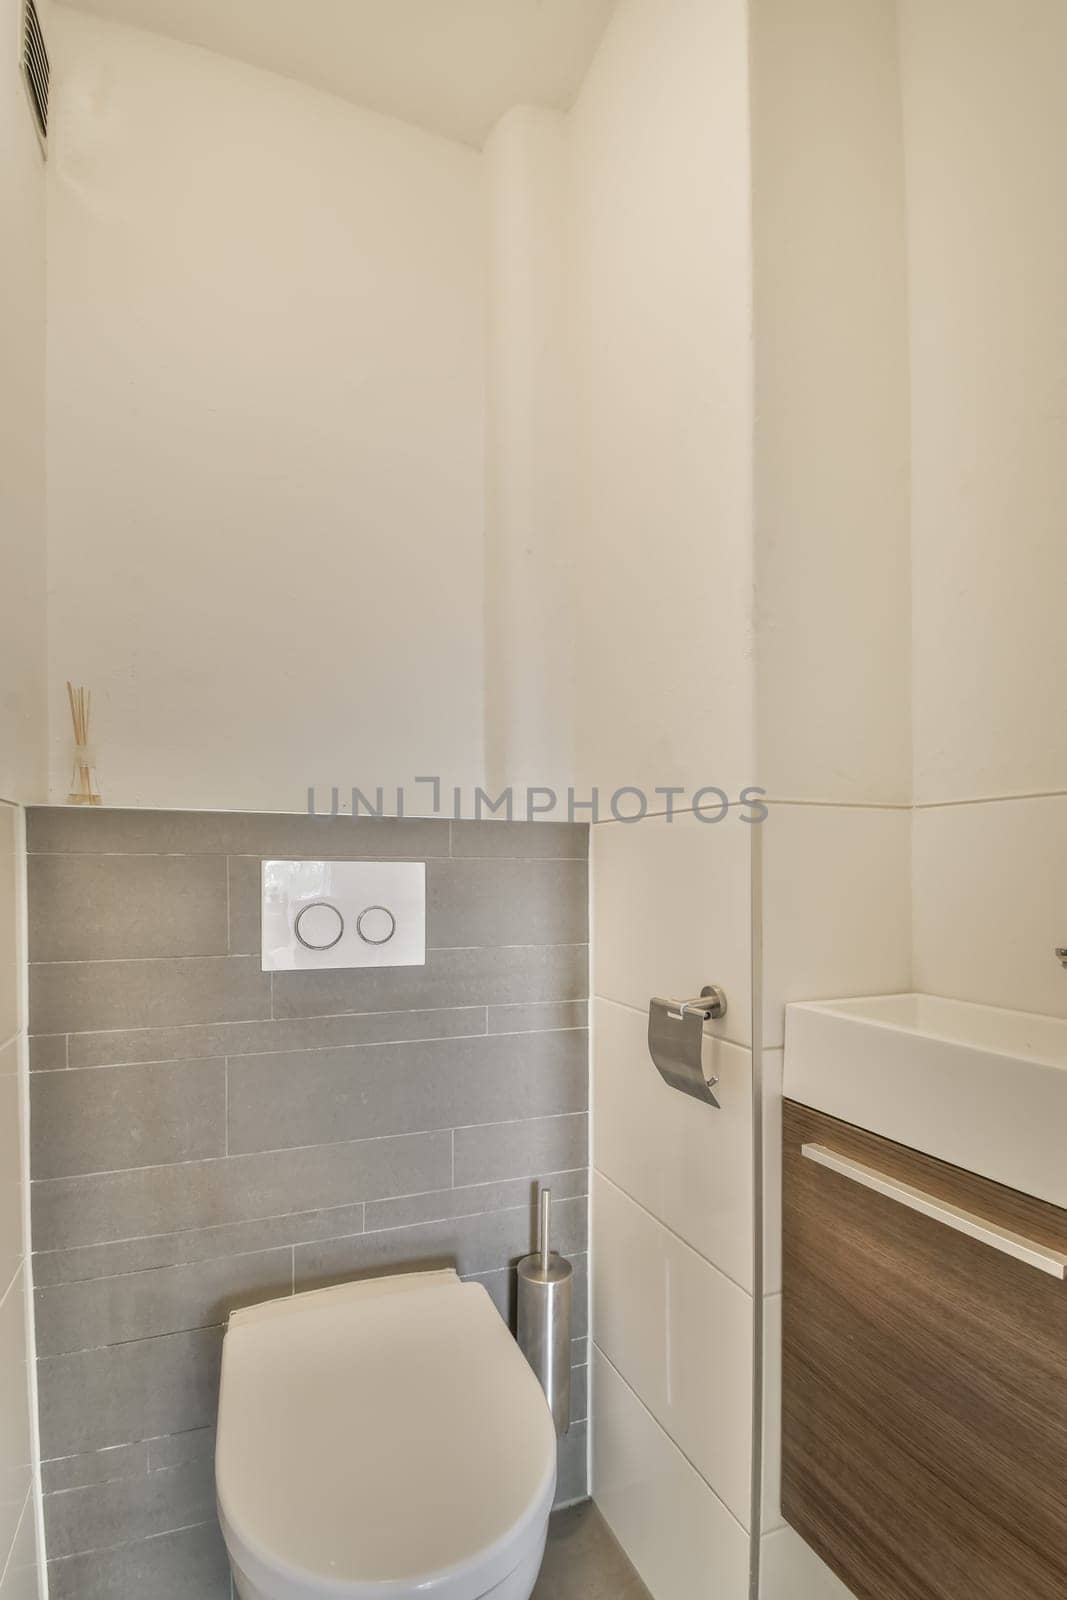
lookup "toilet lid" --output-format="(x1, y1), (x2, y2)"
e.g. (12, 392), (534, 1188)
(216, 1272), (557, 1600)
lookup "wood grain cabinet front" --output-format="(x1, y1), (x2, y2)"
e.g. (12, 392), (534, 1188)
(782, 1099), (1067, 1600)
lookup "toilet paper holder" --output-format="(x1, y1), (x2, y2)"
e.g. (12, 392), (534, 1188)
(647, 985), (727, 1108)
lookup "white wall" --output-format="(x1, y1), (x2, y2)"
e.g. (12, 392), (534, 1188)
(899, 0), (1067, 1021)
(569, 1), (758, 1595)
(751, 0), (911, 809)
(1, 0), (48, 808)
(46, 8), (486, 812)
(483, 106), (575, 802)
(749, 4), (912, 1595)
(569, 0), (755, 803)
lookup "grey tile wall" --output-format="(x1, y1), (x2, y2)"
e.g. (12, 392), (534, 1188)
(27, 809), (590, 1599)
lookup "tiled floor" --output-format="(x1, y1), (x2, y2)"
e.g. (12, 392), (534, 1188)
(534, 1502), (652, 1599)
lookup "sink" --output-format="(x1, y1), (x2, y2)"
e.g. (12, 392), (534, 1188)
(784, 993), (1067, 1210)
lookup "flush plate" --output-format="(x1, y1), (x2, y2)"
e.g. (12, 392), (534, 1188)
(261, 860), (426, 972)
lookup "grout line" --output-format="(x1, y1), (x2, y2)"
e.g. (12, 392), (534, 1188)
(449, 1130), (455, 1188)
(913, 788), (1067, 809)
(749, 810), (766, 1600)
(591, 1343), (751, 1538)
(29, 940), (591, 967)
(0, 1260), (24, 1313)
(223, 1060), (228, 1157)
(33, 1172), (587, 1266)
(45, 1515), (221, 1567)
(36, 1184), (591, 1294)
(0, 1489), (34, 1589)
(31, 1115), (587, 1184)
(593, 1169), (755, 1299)
(592, 992), (752, 1053)
(24, 1024), (589, 1073)
(225, 858), (231, 956)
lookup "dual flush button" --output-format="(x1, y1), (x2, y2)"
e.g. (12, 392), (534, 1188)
(261, 861), (425, 972)
(294, 901), (396, 951)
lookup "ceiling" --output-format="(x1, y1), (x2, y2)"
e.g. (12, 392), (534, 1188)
(53, 0), (619, 148)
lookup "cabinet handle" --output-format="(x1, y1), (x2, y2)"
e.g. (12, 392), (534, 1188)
(802, 1144), (1067, 1280)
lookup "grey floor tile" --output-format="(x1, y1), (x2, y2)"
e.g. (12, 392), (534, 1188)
(27, 806), (450, 860)
(534, 1500), (652, 1599)
(272, 942), (588, 1020)
(47, 1518), (231, 1600)
(63, 1005), (486, 1069)
(35, 1246), (293, 1356)
(227, 1030), (588, 1156)
(450, 821), (588, 859)
(28, 854), (228, 963)
(453, 1113), (589, 1187)
(31, 1058), (225, 1180)
(38, 1327), (223, 1458)
(44, 1456), (216, 1560)
(30, 955), (271, 1035)
(32, 1131), (447, 1253)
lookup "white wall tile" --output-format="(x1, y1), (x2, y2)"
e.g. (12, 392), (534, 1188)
(0, 1049), (21, 1299)
(761, 1292), (783, 1533)
(0, 1268), (31, 1574)
(592, 810), (752, 1047)
(592, 1348), (750, 1600)
(0, 1493), (38, 1600)
(761, 1525), (857, 1600)
(761, 1048), (783, 1297)
(913, 795), (1067, 1020)
(592, 1173), (753, 1527)
(0, 806), (18, 1047)
(761, 804), (911, 1047)
(593, 999), (753, 1290)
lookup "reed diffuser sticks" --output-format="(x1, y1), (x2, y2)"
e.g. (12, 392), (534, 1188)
(66, 681), (101, 805)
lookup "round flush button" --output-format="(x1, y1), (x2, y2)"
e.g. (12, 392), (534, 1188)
(356, 905), (396, 945)
(294, 901), (345, 951)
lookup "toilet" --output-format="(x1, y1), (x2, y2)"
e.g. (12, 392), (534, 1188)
(215, 1269), (558, 1600)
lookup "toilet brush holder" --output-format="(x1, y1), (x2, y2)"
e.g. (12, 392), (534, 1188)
(517, 1189), (572, 1437)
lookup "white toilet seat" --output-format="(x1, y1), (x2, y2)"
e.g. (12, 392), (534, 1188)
(216, 1270), (557, 1600)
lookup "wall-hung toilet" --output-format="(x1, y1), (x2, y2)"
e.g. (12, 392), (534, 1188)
(216, 1270), (558, 1600)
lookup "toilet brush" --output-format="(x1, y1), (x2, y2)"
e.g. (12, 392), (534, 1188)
(517, 1188), (572, 1437)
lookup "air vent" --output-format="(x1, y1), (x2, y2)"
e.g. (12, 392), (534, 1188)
(21, 0), (50, 151)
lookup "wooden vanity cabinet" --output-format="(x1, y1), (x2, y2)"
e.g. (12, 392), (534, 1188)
(781, 1100), (1067, 1600)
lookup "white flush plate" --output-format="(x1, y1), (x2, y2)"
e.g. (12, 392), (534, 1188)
(261, 860), (426, 972)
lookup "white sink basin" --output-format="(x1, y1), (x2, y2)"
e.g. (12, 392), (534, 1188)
(784, 993), (1067, 1210)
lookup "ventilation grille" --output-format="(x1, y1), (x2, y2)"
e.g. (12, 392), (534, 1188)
(21, 0), (50, 149)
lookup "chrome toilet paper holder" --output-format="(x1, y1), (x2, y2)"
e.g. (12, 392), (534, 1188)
(647, 985), (727, 1107)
